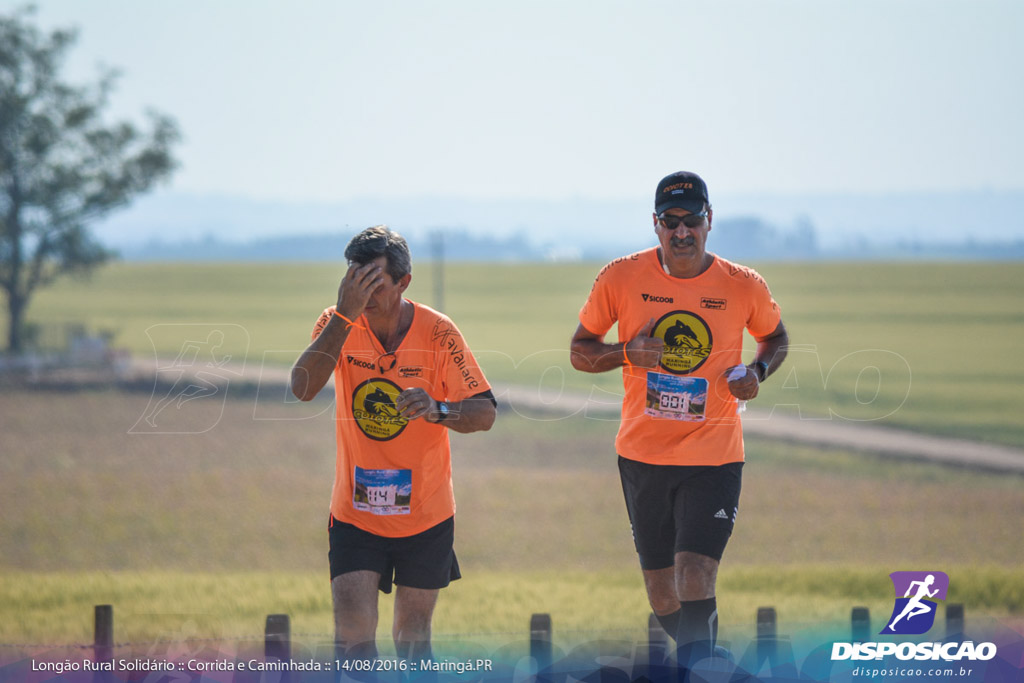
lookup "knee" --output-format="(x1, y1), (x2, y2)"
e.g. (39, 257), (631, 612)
(644, 575), (682, 614)
(337, 621), (376, 645)
(335, 607), (377, 644)
(648, 592), (682, 615)
(675, 553), (719, 600)
(394, 611), (432, 642)
(392, 587), (439, 645)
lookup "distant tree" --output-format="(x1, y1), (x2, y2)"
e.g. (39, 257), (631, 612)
(0, 6), (179, 353)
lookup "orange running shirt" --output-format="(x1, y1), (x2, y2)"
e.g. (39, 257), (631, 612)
(579, 248), (781, 466)
(311, 301), (491, 537)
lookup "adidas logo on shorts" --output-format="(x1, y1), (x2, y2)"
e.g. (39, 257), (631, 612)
(714, 509), (729, 520)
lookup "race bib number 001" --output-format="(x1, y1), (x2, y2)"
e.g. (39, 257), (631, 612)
(644, 372), (708, 421)
(353, 467), (412, 515)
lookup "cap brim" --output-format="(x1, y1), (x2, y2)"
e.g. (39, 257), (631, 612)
(655, 198), (706, 215)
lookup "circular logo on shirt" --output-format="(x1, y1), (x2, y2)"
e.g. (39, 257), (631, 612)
(653, 311), (713, 374)
(352, 378), (408, 441)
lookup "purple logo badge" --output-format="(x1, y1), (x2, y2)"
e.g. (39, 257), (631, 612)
(881, 571), (949, 635)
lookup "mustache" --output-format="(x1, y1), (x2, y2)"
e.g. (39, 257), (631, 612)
(671, 236), (695, 248)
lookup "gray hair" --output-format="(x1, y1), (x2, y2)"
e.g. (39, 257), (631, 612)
(344, 225), (412, 283)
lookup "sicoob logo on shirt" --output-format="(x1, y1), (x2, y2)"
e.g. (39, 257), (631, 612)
(352, 378), (408, 441)
(653, 311), (713, 374)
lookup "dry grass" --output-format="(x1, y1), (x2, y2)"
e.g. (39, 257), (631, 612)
(2, 388), (1022, 573)
(1, 388), (335, 571)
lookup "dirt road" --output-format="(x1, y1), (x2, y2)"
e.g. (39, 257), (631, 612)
(112, 357), (1024, 475)
(496, 383), (1024, 474)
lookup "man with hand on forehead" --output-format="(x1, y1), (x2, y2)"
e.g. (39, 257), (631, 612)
(291, 225), (497, 665)
(570, 172), (788, 667)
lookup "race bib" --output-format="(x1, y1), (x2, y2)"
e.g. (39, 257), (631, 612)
(353, 467), (412, 515)
(644, 372), (708, 421)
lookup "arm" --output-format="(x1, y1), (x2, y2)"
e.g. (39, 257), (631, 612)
(289, 314), (352, 402)
(751, 320), (789, 381)
(394, 389), (497, 434)
(724, 320), (789, 401)
(290, 262), (386, 401)
(569, 319), (664, 373)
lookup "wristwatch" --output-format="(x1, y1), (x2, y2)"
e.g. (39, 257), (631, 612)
(434, 401), (450, 423)
(752, 361), (769, 382)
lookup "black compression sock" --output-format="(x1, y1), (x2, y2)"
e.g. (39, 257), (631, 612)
(676, 598), (717, 665)
(655, 609), (682, 641)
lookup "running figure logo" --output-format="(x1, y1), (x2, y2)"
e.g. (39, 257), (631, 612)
(129, 324), (249, 435)
(881, 571), (949, 635)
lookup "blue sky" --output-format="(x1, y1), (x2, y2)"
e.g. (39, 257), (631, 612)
(22, 0), (1024, 207)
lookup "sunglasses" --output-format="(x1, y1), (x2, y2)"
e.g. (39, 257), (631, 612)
(377, 352), (397, 374)
(658, 211), (708, 230)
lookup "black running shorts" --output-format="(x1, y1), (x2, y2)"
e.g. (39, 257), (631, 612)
(617, 456), (743, 569)
(328, 516), (461, 594)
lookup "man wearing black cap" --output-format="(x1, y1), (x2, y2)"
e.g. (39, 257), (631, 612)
(569, 172), (788, 666)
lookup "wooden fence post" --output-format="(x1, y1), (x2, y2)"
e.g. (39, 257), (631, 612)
(94, 605), (114, 664)
(756, 607), (777, 664)
(851, 607), (871, 642)
(946, 604), (964, 638)
(529, 613), (552, 672)
(265, 614), (291, 662)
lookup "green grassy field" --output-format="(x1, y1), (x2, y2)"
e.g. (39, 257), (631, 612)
(3, 567), (1022, 652)
(8, 261), (1024, 446)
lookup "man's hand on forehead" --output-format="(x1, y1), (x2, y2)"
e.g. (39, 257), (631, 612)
(336, 261), (386, 319)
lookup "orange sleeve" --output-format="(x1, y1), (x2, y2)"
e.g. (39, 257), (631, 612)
(434, 317), (491, 402)
(744, 271), (782, 338)
(578, 266), (618, 336)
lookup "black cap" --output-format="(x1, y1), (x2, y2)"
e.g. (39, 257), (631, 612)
(655, 171), (709, 215)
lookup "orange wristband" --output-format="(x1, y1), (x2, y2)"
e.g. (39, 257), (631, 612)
(332, 309), (364, 329)
(622, 343), (633, 367)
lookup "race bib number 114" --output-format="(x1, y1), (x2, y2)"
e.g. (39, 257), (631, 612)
(353, 467), (412, 515)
